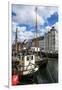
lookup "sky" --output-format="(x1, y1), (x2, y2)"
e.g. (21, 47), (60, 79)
(12, 4), (58, 43)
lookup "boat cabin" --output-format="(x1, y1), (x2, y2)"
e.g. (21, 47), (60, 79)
(17, 54), (38, 75)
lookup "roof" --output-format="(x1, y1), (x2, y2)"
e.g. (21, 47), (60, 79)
(32, 36), (44, 41)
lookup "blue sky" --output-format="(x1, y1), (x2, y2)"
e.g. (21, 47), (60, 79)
(12, 5), (58, 43)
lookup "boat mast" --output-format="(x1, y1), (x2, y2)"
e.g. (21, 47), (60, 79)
(15, 28), (18, 54)
(35, 7), (39, 56)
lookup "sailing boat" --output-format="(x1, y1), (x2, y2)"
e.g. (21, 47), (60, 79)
(12, 7), (39, 76)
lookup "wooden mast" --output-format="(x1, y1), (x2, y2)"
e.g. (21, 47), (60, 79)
(15, 28), (18, 54)
(35, 7), (39, 56)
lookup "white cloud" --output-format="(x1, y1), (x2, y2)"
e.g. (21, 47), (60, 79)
(38, 6), (58, 19)
(38, 28), (46, 36)
(18, 26), (26, 32)
(12, 25), (34, 43)
(45, 21), (58, 33)
(12, 5), (58, 43)
(12, 5), (45, 26)
(45, 25), (51, 33)
(18, 29), (34, 42)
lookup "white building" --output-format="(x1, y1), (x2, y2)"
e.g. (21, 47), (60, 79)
(32, 36), (44, 51)
(31, 27), (58, 53)
(39, 37), (44, 51)
(44, 27), (58, 53)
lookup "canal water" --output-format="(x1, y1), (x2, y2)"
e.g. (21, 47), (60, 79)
(20, 58), (58, 85)
(37, 59), (58, 84)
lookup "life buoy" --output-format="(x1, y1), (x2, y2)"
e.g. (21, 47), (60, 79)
(12, 75), (19, 85)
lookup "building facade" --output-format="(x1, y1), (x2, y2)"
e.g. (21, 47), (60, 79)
(31, 27), (58, 53)
(44, 27), (58, 53)
(32, 36), (44, 50)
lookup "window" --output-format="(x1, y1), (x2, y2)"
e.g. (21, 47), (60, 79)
(22, 56), (24, 60)
(27, 56), (29, 61)
(31, 56), (33, 60)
